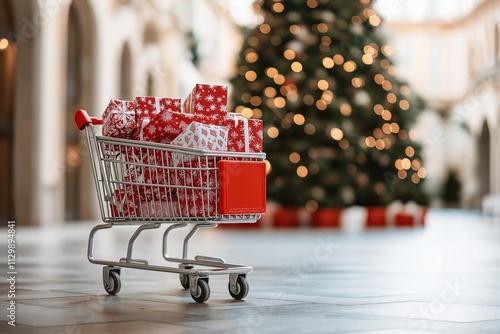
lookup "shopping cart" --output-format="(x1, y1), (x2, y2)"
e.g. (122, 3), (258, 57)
(75, 109), (266, 303)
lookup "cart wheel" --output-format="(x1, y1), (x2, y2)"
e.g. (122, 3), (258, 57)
(179, 265), (193, 290)
(228, 275), (249, 300)
(104, 271), (121, 295)
(180, 274), (190, 290)
(191, 279), (210, 303)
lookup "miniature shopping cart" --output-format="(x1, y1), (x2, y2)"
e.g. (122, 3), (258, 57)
(75, 109), (266, 303)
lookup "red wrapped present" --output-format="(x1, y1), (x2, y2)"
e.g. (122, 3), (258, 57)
(170, 160), (217, 217)
(110, 187), (140, 217)
(139, 199), (180, 219)
(182, 84), (228, 122)
(135, 96), (181, 129)
(124, 148), (173, 201)
(170, 121), (228, 165)
(222, 113), (263, 152)
(133, 110), (220, 144)
(102, 99), (136, 139)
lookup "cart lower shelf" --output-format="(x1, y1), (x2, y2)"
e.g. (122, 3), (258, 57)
(88, 222), (252, 303)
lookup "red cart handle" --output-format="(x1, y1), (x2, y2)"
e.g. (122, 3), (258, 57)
(75, 109), (103, 130)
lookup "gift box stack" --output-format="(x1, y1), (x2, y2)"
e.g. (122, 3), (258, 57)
(101, 84), (263, 219)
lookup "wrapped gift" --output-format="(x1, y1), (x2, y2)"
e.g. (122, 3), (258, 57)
(140, 199), (180, 219)
(170, 160), (217, 217)
(102, 99), (136, 139)
(183, 84), (228, 122)
(109, 187), (140, 217)
(135, 96), (181, 129)
(170, 122), (228, 165)
(133, 110), (221, 143)
(124, 148), (173, 201)
(222, 113), (263, 152)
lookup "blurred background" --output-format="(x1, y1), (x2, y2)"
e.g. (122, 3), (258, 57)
(1, 0), (499, 226)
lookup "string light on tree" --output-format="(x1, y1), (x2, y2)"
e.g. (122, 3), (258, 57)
(230, 0), (428, 208)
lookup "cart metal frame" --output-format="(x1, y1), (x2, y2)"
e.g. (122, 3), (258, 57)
(76, 109), (265, 302)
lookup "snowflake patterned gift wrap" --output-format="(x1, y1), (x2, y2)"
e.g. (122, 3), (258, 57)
(109, 187), (140, 218)
(133, 110), (221, 143)
(170, 159), (218, 217)
(182, 83), (228, 122)
(170, 121), (228, 165)
(222, 113), (263, 153)
(135, 96), (181, 129)
(102, 99), (137, 139)
(167, 122), (228, 216)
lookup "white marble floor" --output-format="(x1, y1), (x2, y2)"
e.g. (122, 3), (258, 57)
(1, 210), (500, 333)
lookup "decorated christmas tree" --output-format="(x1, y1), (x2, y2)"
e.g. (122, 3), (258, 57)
(230, 0), (428, 210)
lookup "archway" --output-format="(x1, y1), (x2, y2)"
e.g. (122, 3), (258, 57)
(478, 121), (491, 206)
(120, 43), (133, 100)
(0, 0), (16, 225)
(65, 0), (96, 220)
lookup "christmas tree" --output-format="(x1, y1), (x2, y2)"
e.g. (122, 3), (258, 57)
(230, 0), (428, 210)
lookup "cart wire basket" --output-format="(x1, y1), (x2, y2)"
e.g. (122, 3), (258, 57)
(75, 109), (266, 303)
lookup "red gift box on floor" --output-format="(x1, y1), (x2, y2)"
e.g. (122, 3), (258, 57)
(170, 160), (217, 217)
(110, 187), (140, 217)
(102, 99), (136, 139)
(183, 84), (227, 122)
(222, 113), (263, 152)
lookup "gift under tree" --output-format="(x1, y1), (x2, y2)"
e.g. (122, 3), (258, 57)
(230, 0), (428, 209)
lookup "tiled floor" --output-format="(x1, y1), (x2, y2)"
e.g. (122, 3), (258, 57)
(1, 210), (500, 333)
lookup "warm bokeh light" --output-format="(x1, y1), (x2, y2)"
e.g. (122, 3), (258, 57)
(290, 24), (301, 34)
(387, 93), (397, 103)
(293, 114), (305, 125)
(284, 49), (296, 60)
(343, 61), (357, 72)
(305, 200), (318, 212)
(374, 74), (385, 85)
(245, 70), (257, 81)
(245, 52), (259, 63)
(330, 127), (344, 141)
(265, 160), (272, 175)
(340, 103), (352, 116)
(274, 74), (285, 85)
(289, 152), (301, 163)
(291, 61), (303, 72)
(317, 79), (329, 90)
(399, 100), (410, 110)
(297, 166), (308, 178)
(333, 54), (345, 65)
(352, 77), (364, 88)
(322, 57), (334, 69)
(272, 2), (284, 13)
(274, 96), (286, 108)
(315, 23), (327, 33)
(266, 67), (278, 78)
(362, 54), (373, 65)
(260, 24), (271, 34)
(267, 127), (279, 138)
(304, 124), (316, 135)
(0, 39), (9, 50)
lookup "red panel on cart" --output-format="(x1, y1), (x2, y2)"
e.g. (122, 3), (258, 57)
(218, 161), (266, 214)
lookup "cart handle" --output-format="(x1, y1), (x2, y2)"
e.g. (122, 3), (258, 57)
(75, 109), (103, 130)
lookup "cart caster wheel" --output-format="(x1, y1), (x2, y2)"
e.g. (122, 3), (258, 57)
(191, 279), (210, 303)
(179, 265), (193, 290)
(228, 275), (249, 300)
(104, 271), (121, 295)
